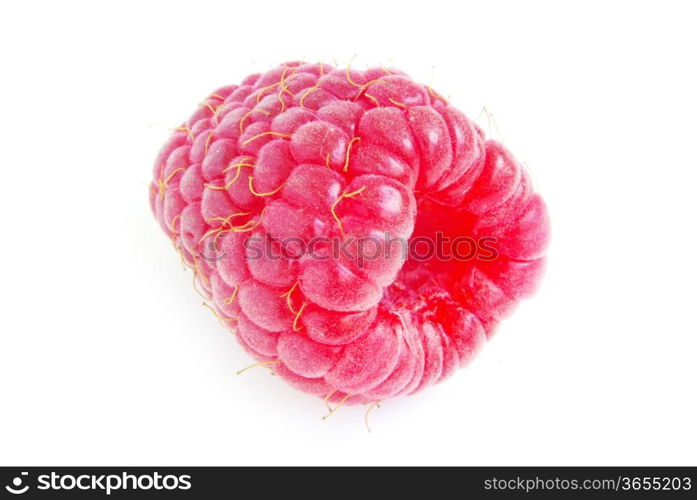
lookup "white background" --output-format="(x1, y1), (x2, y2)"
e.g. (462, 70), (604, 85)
(1, 0), (695, 466)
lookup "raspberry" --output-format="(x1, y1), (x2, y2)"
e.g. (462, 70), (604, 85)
(150, 61), (549, 408)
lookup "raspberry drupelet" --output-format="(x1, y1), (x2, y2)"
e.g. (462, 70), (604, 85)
(150, 61), (550, 407)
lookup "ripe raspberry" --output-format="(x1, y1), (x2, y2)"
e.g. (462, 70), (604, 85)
(150, 61), (549, 407)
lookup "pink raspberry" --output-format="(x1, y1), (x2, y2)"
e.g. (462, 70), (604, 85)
(150, 61), (549, 408)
